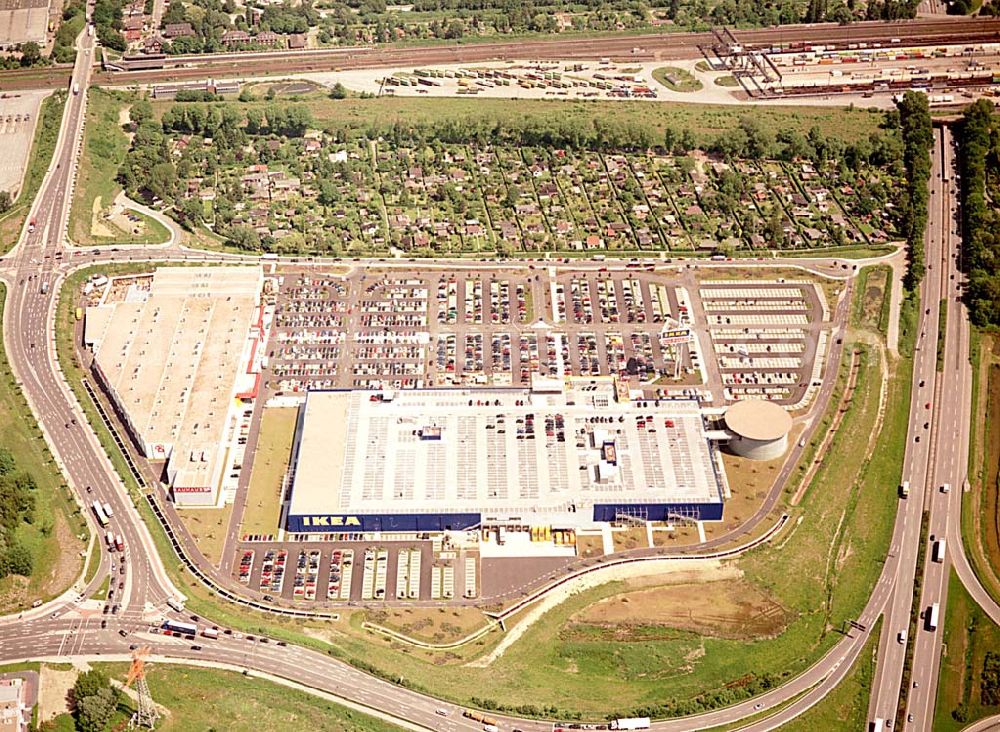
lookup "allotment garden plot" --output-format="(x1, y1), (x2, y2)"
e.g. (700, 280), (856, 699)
(161, 111), (900, 257)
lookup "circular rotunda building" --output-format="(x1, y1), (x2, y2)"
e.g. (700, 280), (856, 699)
(724, 399), (792, 461)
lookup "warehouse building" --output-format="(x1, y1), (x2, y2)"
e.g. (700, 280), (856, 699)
(85, 266), (265, 506)
(285, 381), (727, 534)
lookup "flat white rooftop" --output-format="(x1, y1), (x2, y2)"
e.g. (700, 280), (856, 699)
(87, 266), (264, 490)
(288, 386), (723, 520)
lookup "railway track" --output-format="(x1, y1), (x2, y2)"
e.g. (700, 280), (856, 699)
(1, 17), (999, 90)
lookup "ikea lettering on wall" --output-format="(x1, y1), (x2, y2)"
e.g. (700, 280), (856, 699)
(301, 515), (362, 527)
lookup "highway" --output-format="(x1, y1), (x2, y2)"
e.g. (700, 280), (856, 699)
(0, 18), (998, 732)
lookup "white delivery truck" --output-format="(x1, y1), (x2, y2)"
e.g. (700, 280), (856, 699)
(927, 602), (940, 630)
(934, 539), (947, 562)
(611, 720), (652, 731)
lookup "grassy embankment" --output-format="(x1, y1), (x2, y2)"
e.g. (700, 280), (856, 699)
(0, 284), (87, 612)
(52, 260), (911, 722)
(963, 331), (1000, 606)
(933, 569), (1000, 731)
(651, 67), (703, 93)
(68, 88), (169, 246)
(780, 619), (883, 732)
(0, 92), (66, 255)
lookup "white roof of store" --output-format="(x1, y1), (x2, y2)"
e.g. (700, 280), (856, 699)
(87, 266), (263, 488)
(288, 387), (723, 519)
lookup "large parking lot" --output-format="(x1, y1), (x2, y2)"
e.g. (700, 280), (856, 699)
(231, 538), (480, 604)
(0, 90), (45, 197)
(264, 265), (832, 407)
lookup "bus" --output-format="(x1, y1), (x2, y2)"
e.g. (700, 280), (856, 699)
(162, 619), (198, 636)
(92, 500), (109, 527)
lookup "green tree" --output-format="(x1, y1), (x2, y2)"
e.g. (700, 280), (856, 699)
(76, 687), (119, 732)
(18, 42), (41, 66)
(0, 191), (11, 214)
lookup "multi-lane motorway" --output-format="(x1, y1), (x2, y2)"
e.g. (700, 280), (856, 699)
(1, 18), (999, 732)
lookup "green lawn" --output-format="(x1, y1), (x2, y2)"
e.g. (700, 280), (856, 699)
(933, 569), (1000, 731)
(0, 284), (87, 612)
(70, 88), (169, 246)
(93, 663), (406, 732)
(651, 67), (703, 93)
(0, 92), (66, 255)
(780, 620), (882, 732)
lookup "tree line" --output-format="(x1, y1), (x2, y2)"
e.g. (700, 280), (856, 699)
(0, 446), (38, 580)
(892, 91), (933, 290)
(955, 99), (1000, 327)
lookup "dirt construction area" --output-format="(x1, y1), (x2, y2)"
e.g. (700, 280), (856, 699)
(0, 90), (45, 199)
(573, 576), (791, 641)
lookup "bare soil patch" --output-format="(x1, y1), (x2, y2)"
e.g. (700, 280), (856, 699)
(576, 533), (605, 558)
(611, 526), (649, 552)
(570, 578), (791, 641)
(38, 664), (77, 722)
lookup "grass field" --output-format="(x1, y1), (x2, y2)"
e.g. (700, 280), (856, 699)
(964, 334), (1000, 604)
(780, 620), (882, 732)
(37, 663), (405, 732)
(50, 263), (905, 721)
(651, 67), (703, 93)
(852, 265), (890, 334)
(240, 408), (298, 537)
(150, 96), (888, 149)
(0, 284), (86, 613)
(0, 92), (66, 255)
(176, 504), (233, 567)
(69, 88), (169, 247)
(933, 570), (1000, 731)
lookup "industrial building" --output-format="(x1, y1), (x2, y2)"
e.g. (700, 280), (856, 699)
(85, 266), (266, 506)
(723, 399), (792, 460)
(284, 380), (728, 534)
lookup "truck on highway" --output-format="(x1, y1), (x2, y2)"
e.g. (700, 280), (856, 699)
(611, 719), (651, 730)
(201, 627), (219, 639)
(40, 281), (48, 295)
(899, 480), (910, 498)
(462, 710), (498, 728)
(105, 530), (115, 549)
(166, 597), (185, 612)
(927, 602), (940, 630)
(934, 539), (947, 562)
(114, 534), (124, 552)
(870, 718), (884, 732)
(102, 501), (113, 518)
(940, 482), (951, 493)
(92, 500), (109, 527)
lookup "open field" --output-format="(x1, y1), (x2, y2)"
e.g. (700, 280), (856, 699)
(34, 662), (405, 732)
(176, 504), (233, 566)
(240, 408), (298, 538)
(69, 89), (169, 246)
(571, 579), (790, 641)
(967, 338), (1000, 601)
(933, 570), (1000, 731)
(112, 663), (406, 732)
(0, 284), (86, 613)
(852, 265), (891, 334)
(364, 606), (493, 645)
(0, 92), (65, 255)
